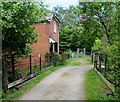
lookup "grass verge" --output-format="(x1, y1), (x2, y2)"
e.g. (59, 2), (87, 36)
(85, 69), (119, 100)
(2, 58), (75, 100)
(84, 56), (93, 65)
(68, 58), (81, 66)
(71, 61), (81, 66)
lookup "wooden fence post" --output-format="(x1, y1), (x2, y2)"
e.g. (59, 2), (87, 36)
(94, 54), (98, 69)
(91, 51), (94, 63)
(104, 55), (107, 78)
(11, 55), (15, 81)
(94, 61), (97, 69)
(52, 57), (55, 66)
(99, 54), (101, 72)
(39, 54), (41, 70)
(2, 56), (8, 93)
(30, 55), (32, 74)
(83, 48), (86, 58)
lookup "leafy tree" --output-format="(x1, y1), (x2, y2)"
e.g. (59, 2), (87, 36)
(1, 1), (49, 93)
(53, 5), (100, 53)
(53, 6), (84, 52)
(1, 1), (49, 56)
(79, 2), (120, 94)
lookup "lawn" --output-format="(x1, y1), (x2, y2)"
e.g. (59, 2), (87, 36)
(85, 69), (119, 100)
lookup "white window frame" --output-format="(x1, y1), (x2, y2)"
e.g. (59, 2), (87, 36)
(54, 21), (56, 33)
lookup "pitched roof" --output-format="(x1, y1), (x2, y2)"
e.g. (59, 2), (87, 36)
(41, 13), (60, 23)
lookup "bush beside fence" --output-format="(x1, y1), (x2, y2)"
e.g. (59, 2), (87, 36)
(93, 54), (120, 94)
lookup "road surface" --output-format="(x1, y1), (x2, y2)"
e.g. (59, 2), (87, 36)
(18, 59), (93, 100)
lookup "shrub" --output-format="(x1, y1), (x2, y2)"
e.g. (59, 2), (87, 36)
(45, 52), (63, 66)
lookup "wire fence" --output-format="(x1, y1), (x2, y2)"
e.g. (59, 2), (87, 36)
(93, 54), (119, 88)
(7, 54), (55, 83)
(6, 53), (70, 84)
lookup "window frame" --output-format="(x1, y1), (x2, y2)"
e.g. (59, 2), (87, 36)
(54, 21), (57, 33)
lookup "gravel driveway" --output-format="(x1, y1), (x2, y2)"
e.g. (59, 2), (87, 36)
(18, 59), (93, 100)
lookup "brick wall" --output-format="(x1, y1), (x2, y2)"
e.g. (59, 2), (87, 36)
(29, 23), (49, 66)
(16, 17), (60, 69)
(31, 23), (50, 55)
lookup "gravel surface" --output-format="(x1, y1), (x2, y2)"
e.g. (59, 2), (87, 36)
(18, 59), (93, 100)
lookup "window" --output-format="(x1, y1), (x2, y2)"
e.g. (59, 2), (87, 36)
(54, 21), (56, 33)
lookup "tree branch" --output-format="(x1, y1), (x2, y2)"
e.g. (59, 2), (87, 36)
(97, 15), (112, 45)
(89, 7), (112, 45)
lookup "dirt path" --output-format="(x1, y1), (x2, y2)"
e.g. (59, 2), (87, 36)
(18, 59), (93, 100)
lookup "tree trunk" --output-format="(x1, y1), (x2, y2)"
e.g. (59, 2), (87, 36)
(2, 56), (8, 93)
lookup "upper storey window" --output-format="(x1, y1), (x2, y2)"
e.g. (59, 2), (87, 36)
(54, 21), (56, 33)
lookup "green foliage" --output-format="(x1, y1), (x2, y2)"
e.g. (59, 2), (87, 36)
(78, 2), (120, 94)
(92, 38), (103, 53)
(79, 52), (84, 57)
(45, 52), (63, 66)
(1, 2), (49, 56)
(53, 5), (101, 53)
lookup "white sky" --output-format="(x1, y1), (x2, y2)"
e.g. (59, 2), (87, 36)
(43, 0), (120, 10)
(44, 0), (79, 10)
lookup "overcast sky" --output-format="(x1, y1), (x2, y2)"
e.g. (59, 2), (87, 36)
(44, 0), (79, 10)
(44, 0), (120, 10)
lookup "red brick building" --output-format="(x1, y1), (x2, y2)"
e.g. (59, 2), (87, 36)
(16, 13), (60, 69)
(31, 13), (60, 56)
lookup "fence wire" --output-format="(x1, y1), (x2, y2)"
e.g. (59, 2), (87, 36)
(8, 54), (54, 83)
